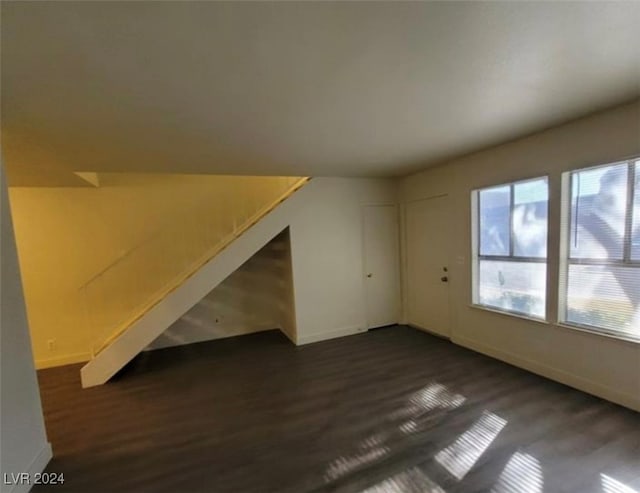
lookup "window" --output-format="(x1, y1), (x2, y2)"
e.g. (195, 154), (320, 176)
(560, 159), (639, 339)
(472, 177), (549, 319)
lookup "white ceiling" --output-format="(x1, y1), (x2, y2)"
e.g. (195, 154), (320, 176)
(2, 1), (640, 185)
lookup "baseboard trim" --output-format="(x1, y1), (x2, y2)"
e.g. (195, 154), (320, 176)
(4, 442), (53, 493)
(453, 335), (640, 413)
(296, 325), (366, 346)
(36, 352), (91, 370)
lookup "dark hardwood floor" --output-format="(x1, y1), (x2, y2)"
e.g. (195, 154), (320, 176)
(35, 325), (640, 493)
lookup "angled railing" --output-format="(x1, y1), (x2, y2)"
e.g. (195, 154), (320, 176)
(79, 176), (308, 357)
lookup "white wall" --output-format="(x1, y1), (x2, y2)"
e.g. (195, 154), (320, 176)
(81, 177), (399, 386)
(289, 178), (398, 344)
(0, 164), (51, 493)
(147, 177), (401, 349)
(278, 228), (298, 343)
(400, 100), (640, 411)
(147, 229), (296, 349)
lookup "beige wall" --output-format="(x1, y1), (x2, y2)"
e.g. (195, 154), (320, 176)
(9, 174), (300, 367)
(400, 100), (640, 411)
(1, 163), (51, 491)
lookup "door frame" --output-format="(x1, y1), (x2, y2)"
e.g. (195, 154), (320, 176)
(400, 194), (454, 339)
(361, 203), (402, 330)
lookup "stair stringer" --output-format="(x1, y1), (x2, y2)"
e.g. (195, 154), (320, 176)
(80, 183), (310, 388)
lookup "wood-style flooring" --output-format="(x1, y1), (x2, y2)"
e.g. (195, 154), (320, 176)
(35, 325), (640, 493)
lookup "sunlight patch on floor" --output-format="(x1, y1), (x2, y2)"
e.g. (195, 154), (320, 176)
(491, 452), (543, 493)
(435, 411), (507, 480)
(361, 466), (446, 493)
(410, 383), (467, 411)
(323, 382), (467, 483)
(390, 382), (466, 422)
(601, 474), (639, 493)
(324, 447), (390, 481)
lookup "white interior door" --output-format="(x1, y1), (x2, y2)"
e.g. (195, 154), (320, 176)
(406, 195), (451, 337)
(363, 205), (401, 329)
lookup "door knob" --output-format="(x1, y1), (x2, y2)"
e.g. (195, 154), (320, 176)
(441, 276), (448, 282)
(367, 273), (373, 278)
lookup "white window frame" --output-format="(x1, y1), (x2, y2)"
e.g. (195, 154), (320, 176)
(471, 176), (549, 320)
(558, 158), (639, 340)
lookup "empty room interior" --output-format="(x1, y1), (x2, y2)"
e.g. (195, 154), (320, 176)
(1, 2), (640, 493)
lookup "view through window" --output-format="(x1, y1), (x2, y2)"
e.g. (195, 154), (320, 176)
(474, 177), (549, 319)
(561, 159), (639, 339)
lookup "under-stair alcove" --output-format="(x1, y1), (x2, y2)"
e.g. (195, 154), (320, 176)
(145, 228), (297, 351)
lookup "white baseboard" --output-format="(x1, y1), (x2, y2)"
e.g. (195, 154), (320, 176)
(296, 325), (366, 346)
(3, 442), (53, 493)
(454, 335), (640, 413)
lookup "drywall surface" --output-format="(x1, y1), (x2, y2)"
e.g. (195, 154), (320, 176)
(80, 178), (316, 386)
(81, 177), (398, 386)
(8, 174), (300, 367)
(288, 178), (398, 344)
(400, 100), (640, 410)
(147, 229), (296, 349)
(0, 163), (51, 493)
(277, 228), (298, 343)
(9, 173), (392, 369)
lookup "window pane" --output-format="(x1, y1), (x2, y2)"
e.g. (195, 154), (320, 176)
(566, 264), (639, 338)
(478, 260), (546, 318)
(479, 185), (510, 256)
(569, 163), (628, 260)
(513, 178), (548, 258)
(632, 161), (640, 260)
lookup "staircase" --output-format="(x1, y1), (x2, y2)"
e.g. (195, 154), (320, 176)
(80, 176), (309, 387)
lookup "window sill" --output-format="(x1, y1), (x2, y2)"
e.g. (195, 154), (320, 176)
(469, 304), (549, 325)
(555, 322), (640, 345)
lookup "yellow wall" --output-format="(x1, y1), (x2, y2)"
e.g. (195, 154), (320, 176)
(8, 174), (301, 368)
